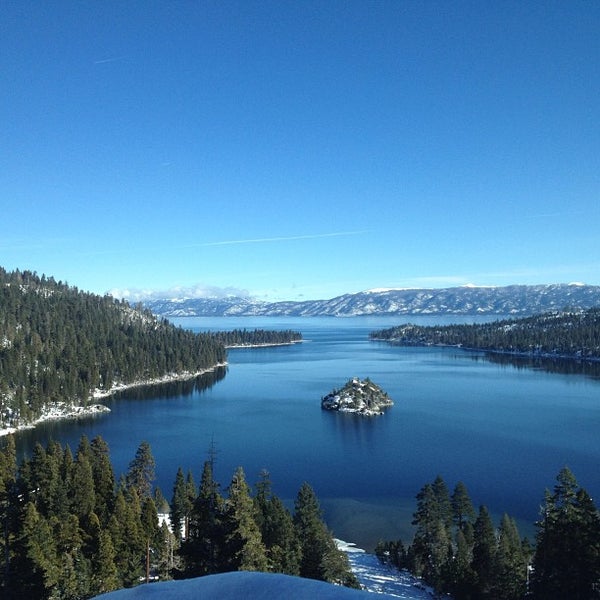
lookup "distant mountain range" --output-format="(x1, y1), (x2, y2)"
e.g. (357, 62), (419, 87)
(144, 283), (600, 318)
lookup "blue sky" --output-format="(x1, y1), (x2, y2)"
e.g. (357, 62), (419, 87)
(2, 1), (598, 301)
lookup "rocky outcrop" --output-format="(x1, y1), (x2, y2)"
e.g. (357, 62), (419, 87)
(321, 378), (393, 416)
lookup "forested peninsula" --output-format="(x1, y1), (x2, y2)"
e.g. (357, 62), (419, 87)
(370, 308), (600, 361)
(209, 328), (302, 347)
(0, 268), (227, 432)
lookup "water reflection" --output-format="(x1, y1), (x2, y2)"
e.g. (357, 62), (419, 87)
(110, 366), (227, 401)
(471, 352), (600, 379)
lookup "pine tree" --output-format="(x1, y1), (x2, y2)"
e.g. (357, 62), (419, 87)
(452, 481), (476, 534)
(293, 482), (358, 587)
(170, 467), (188, 542)
(495, 514), (528, 600)
(90, 436), (115, 525)
(125, 441), (155, 500)
(472, 505), (497, 599)
(410, 480), (452, 589)
(254, 471), (301, 575)
(531, 467), (600, 600)
(182, 458), (225, 576)
(223, 467), (268, 572)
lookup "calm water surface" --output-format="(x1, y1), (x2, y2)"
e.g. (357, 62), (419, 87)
(12, 316), (600, 550)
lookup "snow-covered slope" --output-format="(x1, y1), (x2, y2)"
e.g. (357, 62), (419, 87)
(92, 571), (401, 600)
(93, 543), (434, 600)
(144, 284), (600, 318)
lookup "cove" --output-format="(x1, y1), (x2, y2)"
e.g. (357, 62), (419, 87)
(12, 316), (600, 551)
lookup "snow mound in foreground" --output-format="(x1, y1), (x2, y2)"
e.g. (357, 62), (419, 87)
(92, 571), (401, 600)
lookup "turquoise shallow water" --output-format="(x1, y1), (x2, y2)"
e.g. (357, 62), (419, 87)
(12, 316), (600, 550)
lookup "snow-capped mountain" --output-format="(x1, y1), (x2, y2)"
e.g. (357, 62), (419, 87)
(144, 284), (600, 318)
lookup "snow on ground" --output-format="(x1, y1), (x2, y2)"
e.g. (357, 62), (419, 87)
(92, 571), (401, 600)
(338, 540), (434, 599)
(92, 544), (435, 600)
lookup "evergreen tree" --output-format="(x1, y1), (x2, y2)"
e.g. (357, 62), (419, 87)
(472, 505), (497, 599)
(531, 467), (600, 600)
(70, 450), (96, 518)
(125, 441), (155, 500)
(254, 471), (301, 575)
(293, 482), (358, 587)
(452, 481), (476, 535)
(495, 514), (528, 600)
(90, 436), (115, 525)
(410, 480), (452, 589)
(223, 467), (268, 572)
(170, 467), (188, 542)
(181, 458), (225, 576)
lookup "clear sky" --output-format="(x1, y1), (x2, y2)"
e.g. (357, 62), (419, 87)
(2, 1), (598, 301)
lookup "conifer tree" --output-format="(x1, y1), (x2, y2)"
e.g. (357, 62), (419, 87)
(293, 482), (358, 587)
(472, 505), (497, 599)
(495, 514), (528, 600)
(223, 467), (268, 572)
(90, 436), (115, 525)
(254, 471), (301, 575)
(452, 481), (476, 535)
(125, 441), (155, 500)
(170, 467), (188, 542)
(531, 467), (600, 600)
(182, 458), (225, 576)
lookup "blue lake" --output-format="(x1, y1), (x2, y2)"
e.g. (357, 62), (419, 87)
(12, 316), (600, 550)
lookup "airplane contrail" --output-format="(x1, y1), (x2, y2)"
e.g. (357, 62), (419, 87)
(93, 56), (124, 65)
(188, 230), (369, 248)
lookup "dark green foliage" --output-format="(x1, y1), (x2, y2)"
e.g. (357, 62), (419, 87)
(293, 482), (359, 588)
(531, 467), (600, 600)
(371, 308), (600, 360)
(222, 467), (268, 572)
(125, 441), (155, 500)
(180, 458), (226, 577)
(209, 328), (302, 347)
(254, 471), (301, 575)
(0, 268), (226, 429)
(385, 476), (530, 600)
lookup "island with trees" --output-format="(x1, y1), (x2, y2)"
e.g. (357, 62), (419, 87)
(321, 377), (393, 416)
(370, 308), (600, 361)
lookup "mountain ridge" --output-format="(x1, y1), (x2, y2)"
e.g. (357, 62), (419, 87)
(144, 283), (600, 318)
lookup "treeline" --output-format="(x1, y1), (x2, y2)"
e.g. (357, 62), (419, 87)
(370, 308), (600, 360)
(0, 268), (226, 427)
(0, 435), (358, 599)
(376, 470), (600, 600)
(209, 328), (302, 347)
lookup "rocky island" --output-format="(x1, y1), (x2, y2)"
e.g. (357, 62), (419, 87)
(321, 377), (394, 416)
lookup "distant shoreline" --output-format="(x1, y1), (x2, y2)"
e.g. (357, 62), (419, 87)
(224, 340), (302, 349)
(0, 363), (227, 438)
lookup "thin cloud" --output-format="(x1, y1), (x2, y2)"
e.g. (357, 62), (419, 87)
(93, 56), (124, 65)
(188, 230), (369, 248)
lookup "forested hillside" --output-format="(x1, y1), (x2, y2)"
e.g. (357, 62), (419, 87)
(0, 436), (358, 599)
(0, 269), (226, 428)
(371, 309), (600, 360)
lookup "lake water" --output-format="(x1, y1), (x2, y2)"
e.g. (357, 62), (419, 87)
(11, 316), (600, 550)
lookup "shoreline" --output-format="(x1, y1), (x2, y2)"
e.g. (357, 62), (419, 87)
(224, 340), (302, 349)
(372, 338), (600, 363)
(0, 363), (227, 438)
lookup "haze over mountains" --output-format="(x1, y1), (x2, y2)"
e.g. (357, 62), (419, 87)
(144, 283), (600, 318)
